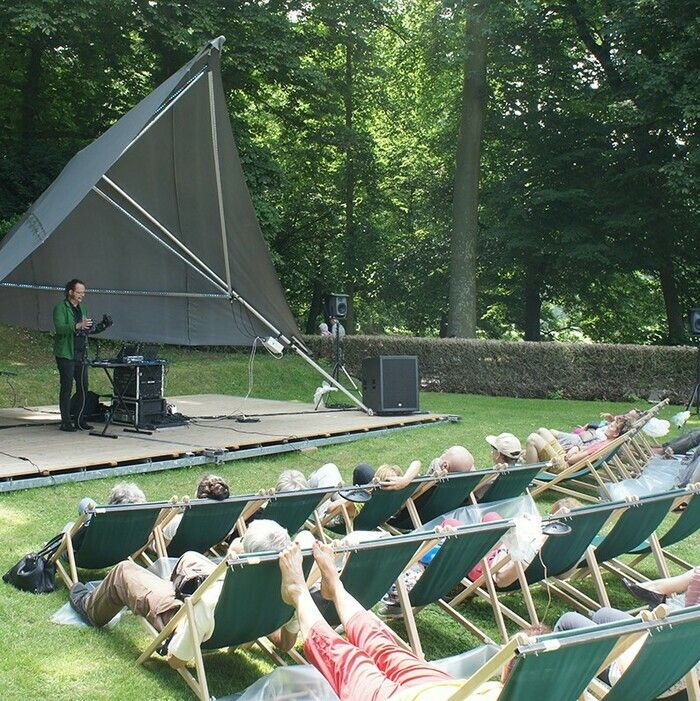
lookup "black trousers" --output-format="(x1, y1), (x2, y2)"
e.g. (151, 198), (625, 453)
(664, 428), (700, 455)
(56, 356), (88, 426)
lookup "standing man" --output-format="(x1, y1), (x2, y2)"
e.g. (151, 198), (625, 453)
(53, 279), (110, 432)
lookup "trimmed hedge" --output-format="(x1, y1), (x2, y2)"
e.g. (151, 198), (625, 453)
(302, 335), (697, 403)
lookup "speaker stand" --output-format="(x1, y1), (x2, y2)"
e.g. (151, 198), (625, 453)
(686, 342), (700, 415)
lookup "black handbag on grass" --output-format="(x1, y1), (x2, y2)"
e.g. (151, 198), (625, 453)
(3, 533), (63, 594)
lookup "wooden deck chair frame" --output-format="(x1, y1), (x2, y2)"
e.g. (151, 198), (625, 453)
(138, 549), (313, 701)
(589, 605), (700, 701)
(548, 490), (683, 609)
(530, 433), (629, 502)
(51, 500), (174, 587)
(627, 483), (700, 577)
(447, 500), (622, 634)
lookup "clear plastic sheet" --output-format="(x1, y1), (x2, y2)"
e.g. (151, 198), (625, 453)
(224, 645), (501, 701)
(51, 580), (127, 628)
(417, 494), (538, 532)
(604, 457), (683, 500)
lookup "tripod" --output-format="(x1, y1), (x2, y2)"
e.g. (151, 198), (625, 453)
(323, 323), (360, 409)
(686, 341), (700, 415)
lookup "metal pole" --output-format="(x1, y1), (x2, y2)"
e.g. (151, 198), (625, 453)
(207, 71), (233, 295)
(92, 185), (229, 296)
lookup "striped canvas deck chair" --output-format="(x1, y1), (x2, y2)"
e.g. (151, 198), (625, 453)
(52, 501), (170, 586)
(138, 549), (313, 701)
(449, 500), (620, 634)
(551, 490), (683, 609)
(157, 495), (251, 558)
(628, 483), (700, 576)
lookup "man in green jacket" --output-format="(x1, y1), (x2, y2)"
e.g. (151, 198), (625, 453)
(53, 279), (111, 432)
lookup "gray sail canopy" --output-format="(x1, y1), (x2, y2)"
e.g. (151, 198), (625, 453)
(0, 37), (301, 347)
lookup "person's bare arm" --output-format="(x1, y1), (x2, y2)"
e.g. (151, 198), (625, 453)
(380, 460), (422, 491)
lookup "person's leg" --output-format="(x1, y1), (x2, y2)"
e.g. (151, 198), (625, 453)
(313, 541), (453, 688)
(84, 560), (180, 629)
(56, 357), (74, 426)
(279, 544), (397, 701)
(664, 429), (700, 455)
(553, 612), (596, 632)
(73, 361), (88, 426)
(525, 435), (543, 464)
(640, 568), (697, 596)
(591, 607), (634, 625)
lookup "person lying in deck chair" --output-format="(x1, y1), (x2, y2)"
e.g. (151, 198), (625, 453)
(381, 446), (475, 494)
(69, 519), (300, 666)
(279, 539), (542, 701)
(622, 566), (700, 608)
(161, 474), (231, 544)
(472, 433), (524, 501)
(322, 464), (411, 528)
(525, 417), (631, 469)
(67, 482), (147, 536)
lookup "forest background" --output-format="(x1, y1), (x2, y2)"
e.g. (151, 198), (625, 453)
(1, 0), (698, 346)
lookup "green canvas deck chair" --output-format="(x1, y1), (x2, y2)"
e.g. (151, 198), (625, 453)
(158, 495), (251, 558)
(448, 500), (620, 634)
(474, 463), (543, 504)
(324, 480), (421, 535)
(599, 605), (700, 701)
(241, 487), (331, 536)
(226, 614), (660, 701)
(52, 501), (171, 586)
(138, 549), (314, 701)
(628, 483), (700, 576)
(550, 490), (683, 609)
(396, 520), (514, 654)
(390, 471), (500, 530)
(531, 433), (629, 502)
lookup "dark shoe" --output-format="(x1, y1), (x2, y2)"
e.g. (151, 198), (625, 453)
(622, 577), (666, 606)
(75, 422), (94, 431)
(69, 582), (94, 625)
(59, 423), (77, 432)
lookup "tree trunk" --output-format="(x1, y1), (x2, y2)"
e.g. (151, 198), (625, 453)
(343, 40), (356, 334)
(659, 257), (685, 344)
(523, 263), (543, 341)
(448, 2), (490, 338)
(20, 38), (44, 151)
(305, 276), (325, 334)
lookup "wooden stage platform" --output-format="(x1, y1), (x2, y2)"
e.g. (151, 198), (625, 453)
(0, 394), (454, 490)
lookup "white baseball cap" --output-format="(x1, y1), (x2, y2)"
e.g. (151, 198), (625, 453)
(485, 432), (523, 459)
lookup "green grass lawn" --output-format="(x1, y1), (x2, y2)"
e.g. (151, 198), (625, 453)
(0, 324), (697, 700)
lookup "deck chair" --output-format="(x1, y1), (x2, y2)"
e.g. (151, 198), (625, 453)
(325, 481), (420, 535)
(531, 433), (629, 502)
(52, 501), (170, 586)
(550, 490), (683, 609)
(600, 605), (700, 701)
(138, 549), (313, 701)
(390, 471), (503, 530)
(228, 612), (667, 701)
(242, 487), (331, 536)
(448, 500), (621, 633)
(158, 496), (251, 558)
(628, 483), (700, 576)
(474, 463), (543, 503)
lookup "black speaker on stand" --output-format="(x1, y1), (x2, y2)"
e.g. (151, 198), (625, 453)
(362, 356), (420, 415)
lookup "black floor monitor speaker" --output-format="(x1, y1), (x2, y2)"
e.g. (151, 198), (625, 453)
(362, 356), (419, 415)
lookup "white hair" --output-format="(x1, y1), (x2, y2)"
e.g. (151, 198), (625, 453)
(242, 519), (291, 553)
(107, 482), (146, 505)
(275, 469), (309, 492)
